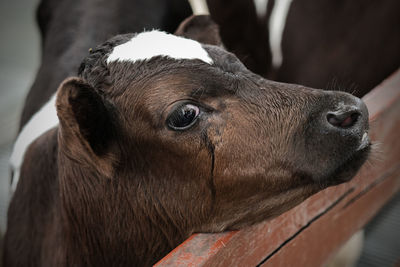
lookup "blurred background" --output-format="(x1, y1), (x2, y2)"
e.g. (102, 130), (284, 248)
(0, 0), (40, 230)
(0, 0), (398, 266)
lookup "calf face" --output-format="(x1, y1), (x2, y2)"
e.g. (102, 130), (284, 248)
(56, 25), (370, 247)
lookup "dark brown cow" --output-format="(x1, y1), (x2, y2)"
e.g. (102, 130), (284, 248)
(207, 0), (400, 97)
(4, 15), (371, 266)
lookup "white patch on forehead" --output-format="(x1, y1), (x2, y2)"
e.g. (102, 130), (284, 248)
(9, 94), (58, 193)
(106, 30), (213, 65)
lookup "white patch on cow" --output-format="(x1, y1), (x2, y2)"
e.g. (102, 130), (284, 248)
(253, 0), (269, 18)
(188, 0), (210, 15)
(107, 31), (213, 65)
(9, 94), (58, 193)
(269, 0), (294, 68)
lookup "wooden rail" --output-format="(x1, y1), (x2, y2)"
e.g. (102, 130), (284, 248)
(155, 69), (400, 267)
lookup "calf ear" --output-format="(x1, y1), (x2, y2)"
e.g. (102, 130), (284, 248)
(56, 77), (117, 177)
(175, 15), (223, 46)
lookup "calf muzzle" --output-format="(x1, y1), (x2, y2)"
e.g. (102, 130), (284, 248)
(293, 91), (370, 185)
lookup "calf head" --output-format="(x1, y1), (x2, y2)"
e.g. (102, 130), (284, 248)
(55, 16), (370, 265)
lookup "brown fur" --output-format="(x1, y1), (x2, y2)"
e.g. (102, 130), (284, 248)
(175, 15), (223, 46)
(207, 0), (271, 76)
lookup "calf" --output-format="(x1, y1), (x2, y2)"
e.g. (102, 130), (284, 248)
(4, 7), (371, 267)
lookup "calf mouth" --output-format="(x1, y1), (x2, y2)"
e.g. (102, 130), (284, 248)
(325, 135), (371, 186)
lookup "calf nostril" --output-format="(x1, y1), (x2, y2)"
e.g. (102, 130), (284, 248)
(327, 112), (360, 128)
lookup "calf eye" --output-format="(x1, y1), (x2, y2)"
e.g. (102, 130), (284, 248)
(167, 103), (200, 130)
